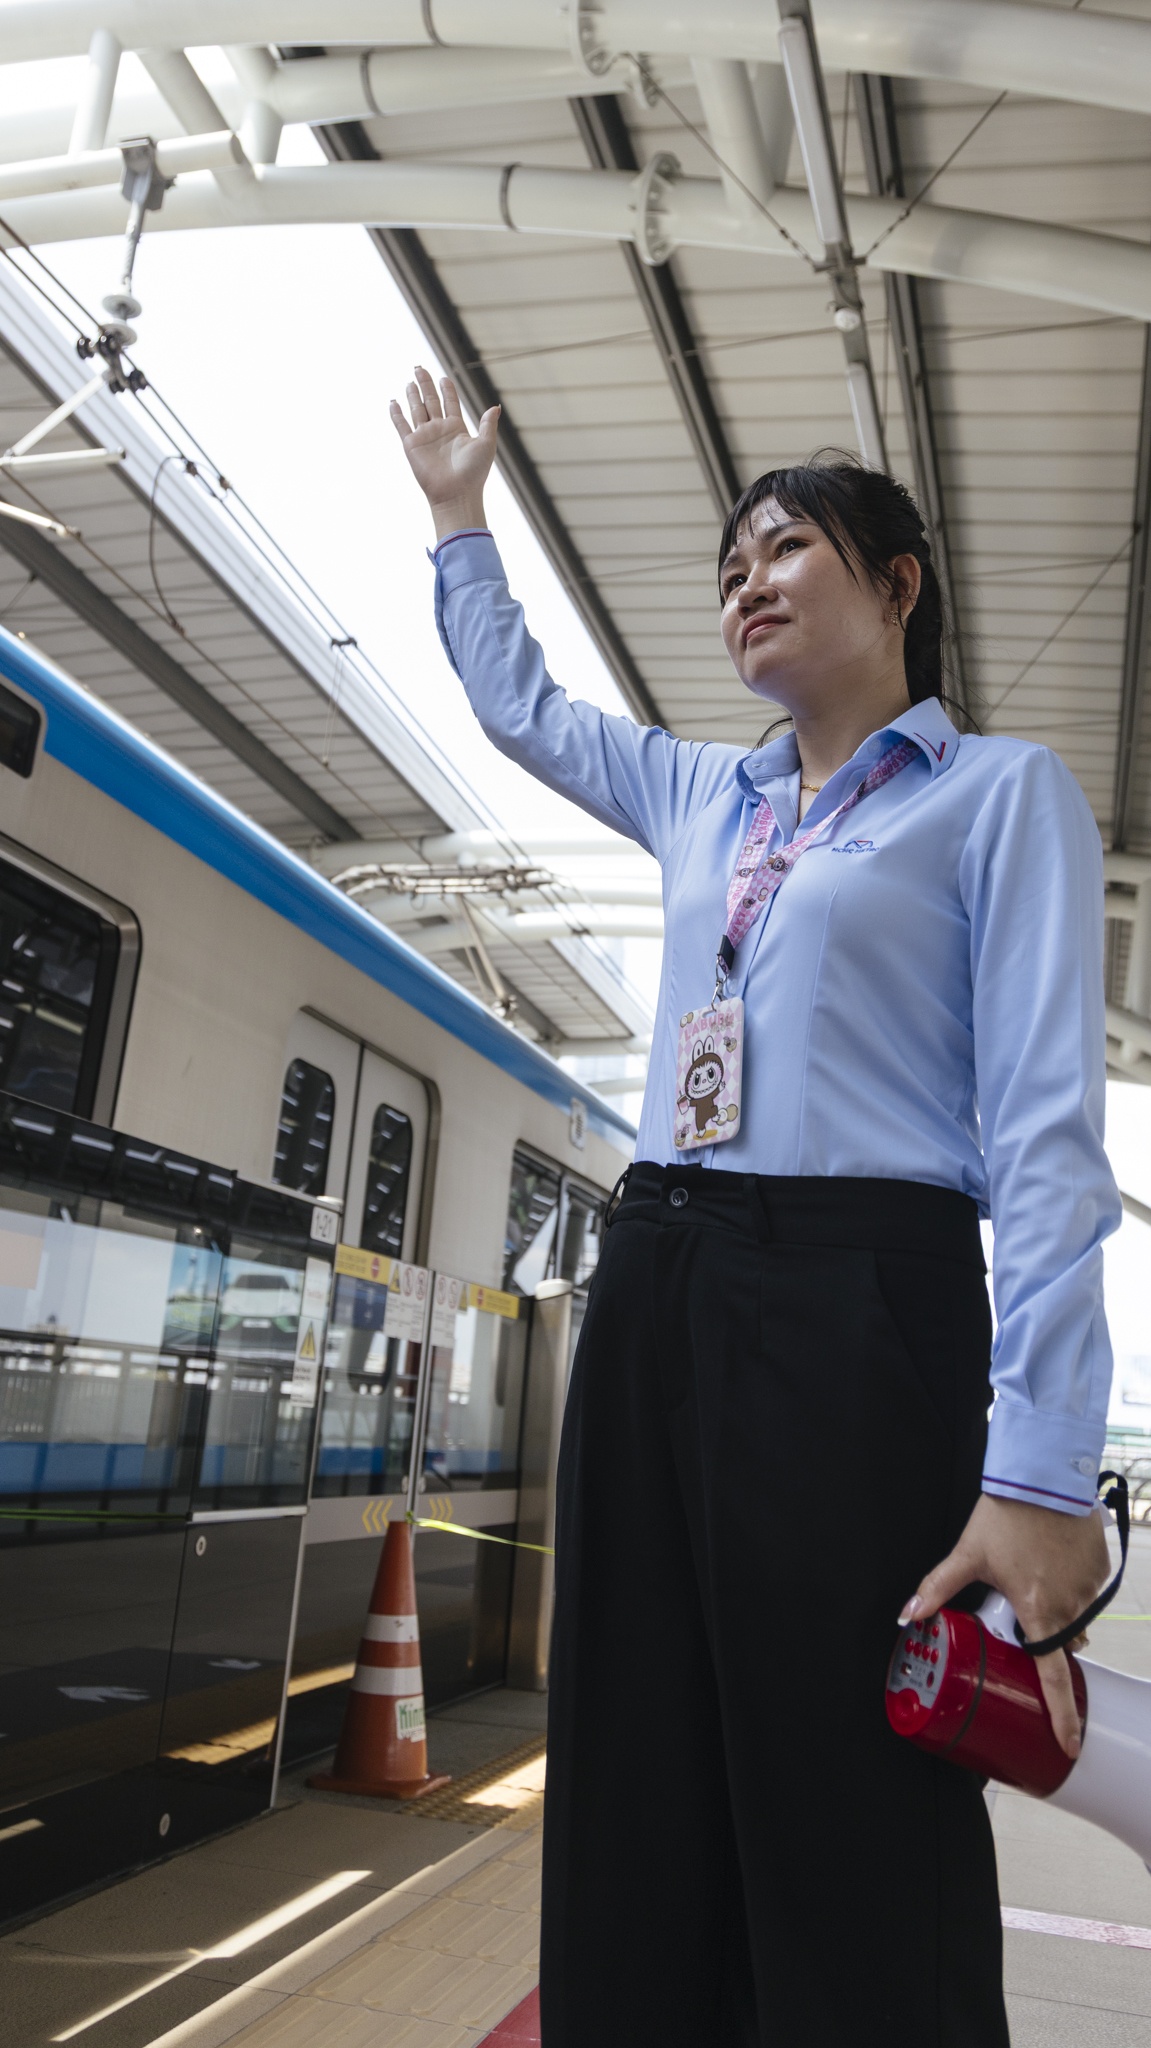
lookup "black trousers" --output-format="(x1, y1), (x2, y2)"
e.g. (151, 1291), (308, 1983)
(540, 1162), (1009, 2048)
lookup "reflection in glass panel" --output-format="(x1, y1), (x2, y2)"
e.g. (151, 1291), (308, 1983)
(0, 858), (119, 1115)
(504, 1151), (561, 1296)
(273, 1058), (334, 1194)
(313, 1271), (419, 1495)
(422, 1304), (527, 1493)
(197, 1240), (316, 1506)
(0, 1190), (212, 1510)
(361, 1104), (413, 1258)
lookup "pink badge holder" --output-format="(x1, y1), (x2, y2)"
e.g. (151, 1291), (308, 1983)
(673, 1000), (744, 1151)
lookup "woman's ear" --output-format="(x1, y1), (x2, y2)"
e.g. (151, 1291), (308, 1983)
(891, 552), (923, 623)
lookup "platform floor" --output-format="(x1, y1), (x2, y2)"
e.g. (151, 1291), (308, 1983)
(4, 1531), (1151, 2046)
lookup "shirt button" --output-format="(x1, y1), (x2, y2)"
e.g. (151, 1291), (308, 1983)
(1074, 1457), (1096, 1478)
(669, 1187), (689, 1209)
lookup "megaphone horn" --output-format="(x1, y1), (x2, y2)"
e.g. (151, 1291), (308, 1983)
(886, 1475), (1151, 1870)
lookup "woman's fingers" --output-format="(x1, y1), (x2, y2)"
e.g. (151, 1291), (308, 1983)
(389, 398), (412, 442)
(414, 364), (442, 419)
(441, 375), (464, 423)
(1035, 1648), (1083, 1759)
(405, 378), (429, 426)
(897, 1540), (976, 1627)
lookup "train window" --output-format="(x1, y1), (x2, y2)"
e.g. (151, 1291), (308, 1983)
(273, 1058), (334, 1195)
(559, 1186), (605, 1288)
(504, 1150), (561, 1296)
(0, 857), (122, 1116)
(0, 681), (39, 778)
(360, 1102), (413, 1258)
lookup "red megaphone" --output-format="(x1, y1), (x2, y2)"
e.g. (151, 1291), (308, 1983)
(887, 1589), (1151, 1863)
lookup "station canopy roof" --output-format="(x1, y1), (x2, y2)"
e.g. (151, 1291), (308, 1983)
(0, 2), (1150, 1081)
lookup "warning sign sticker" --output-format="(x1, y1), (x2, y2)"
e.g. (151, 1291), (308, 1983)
(286, 1257), (332, 1406)
(430, 1273), (466, 1349)
(383, 1262), (430, 1344)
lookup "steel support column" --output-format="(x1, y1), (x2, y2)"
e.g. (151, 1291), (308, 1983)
(315, 118), (659, 726)
(854, 73), (968, 715)
(1113, 326), (1151, 849)
(570, 93), (741, 517)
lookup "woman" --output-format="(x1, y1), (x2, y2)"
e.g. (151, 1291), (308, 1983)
(391, 368), (1119, 2047)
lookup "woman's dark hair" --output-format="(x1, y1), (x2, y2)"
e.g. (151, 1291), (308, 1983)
(718, 454), (959, 721)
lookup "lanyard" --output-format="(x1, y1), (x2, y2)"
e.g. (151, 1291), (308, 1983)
(714, 738), (918, 998)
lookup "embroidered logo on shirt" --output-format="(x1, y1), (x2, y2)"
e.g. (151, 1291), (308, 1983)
(833, 838), (878, 854)
(914, 732), (947, 763)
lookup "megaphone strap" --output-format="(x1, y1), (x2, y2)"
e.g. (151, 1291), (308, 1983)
(1013, 1472), (1130, 1658)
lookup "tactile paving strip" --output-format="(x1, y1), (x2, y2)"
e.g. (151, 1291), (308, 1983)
(410, 1737), (547, 1826)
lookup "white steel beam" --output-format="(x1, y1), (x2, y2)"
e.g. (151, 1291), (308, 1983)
(8, 4), (1151, 124)
(8, 162), (1151, 327)
(0, 131), (242, 202)
(0, 52), (693, 165)
(139, 48), (229, 133)
(68, 26), (120, 154)
(690, 59), (780, 219)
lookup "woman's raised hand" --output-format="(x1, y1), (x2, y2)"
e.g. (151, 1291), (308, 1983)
(390, 366), (499, 540)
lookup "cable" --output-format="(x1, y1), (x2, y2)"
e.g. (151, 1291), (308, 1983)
(0, 567), (36, 623)
(629, 57), (820, 269)
(0, 211), (93, 339)
(0, 198), (652, 1025)
(859, 92), (1008, 262)
(983, 536), (1133, 719)
(147, 453), (193, 637)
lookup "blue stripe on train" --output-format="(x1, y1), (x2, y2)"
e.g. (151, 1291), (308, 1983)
(0, 628), (637, 1149)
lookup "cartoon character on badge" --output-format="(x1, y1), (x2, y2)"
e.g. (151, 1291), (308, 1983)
(678, 1035), (738, 1139)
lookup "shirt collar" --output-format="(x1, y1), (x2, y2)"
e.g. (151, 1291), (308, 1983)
(736, 695), (960, 800)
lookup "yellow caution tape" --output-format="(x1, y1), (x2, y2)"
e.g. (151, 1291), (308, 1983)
(410, 1514), (554, 1556)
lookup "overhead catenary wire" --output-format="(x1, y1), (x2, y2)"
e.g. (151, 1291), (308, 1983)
(0, 224), (653, 1031)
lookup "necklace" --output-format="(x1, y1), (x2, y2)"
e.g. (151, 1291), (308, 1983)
(800, 779), (823, 795)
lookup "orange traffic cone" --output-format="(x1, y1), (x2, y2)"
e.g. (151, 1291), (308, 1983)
(308, 1518), (450, 1800)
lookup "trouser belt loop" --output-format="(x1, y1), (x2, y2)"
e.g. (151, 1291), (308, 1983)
(746, 1174), (773, 1244)
(604, 1162), (633, 1229)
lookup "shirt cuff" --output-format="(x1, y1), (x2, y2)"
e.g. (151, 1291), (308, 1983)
(982, 1397), (1105, 1516)
(427, 529), (501, 591)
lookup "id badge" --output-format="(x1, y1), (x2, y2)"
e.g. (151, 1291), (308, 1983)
(673, 998), (744, 1151)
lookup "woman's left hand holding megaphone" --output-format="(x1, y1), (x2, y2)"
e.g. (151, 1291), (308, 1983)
(898, 1496), (1111, 1759)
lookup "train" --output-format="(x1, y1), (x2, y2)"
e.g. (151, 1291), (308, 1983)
(0, 621), (633, 1924)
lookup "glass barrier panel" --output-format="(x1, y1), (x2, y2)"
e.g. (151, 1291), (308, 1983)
(192, 1239), (324, 1508)
(420, 1280), (527, 1494)
(311, 1250), (428, 1497)
(0, 1189), (216, 1513)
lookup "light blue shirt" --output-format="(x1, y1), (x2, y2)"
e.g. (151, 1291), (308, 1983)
(434, 530), (1121, 1516)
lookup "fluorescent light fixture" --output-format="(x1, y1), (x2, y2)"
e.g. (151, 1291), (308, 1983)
(52, 1869), (370, 2041)
(0, 448), (124, 478)
(777, 13), (849, 249)
(0, 500), (77, 539)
